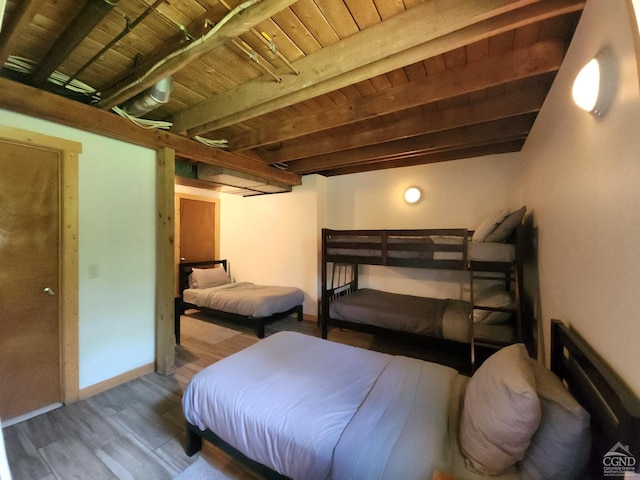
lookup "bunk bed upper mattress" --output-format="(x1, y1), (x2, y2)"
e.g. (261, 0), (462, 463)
(183, 283), (304, 318)
(325, 235), (515, 263)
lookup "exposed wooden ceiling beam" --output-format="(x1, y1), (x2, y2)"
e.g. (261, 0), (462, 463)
(173, 0), (537, 135)
(287, 115), (535, 174)
(261, 84), (548, 164)
(175, 0), (583, 137)
(232, 38), (562, 153)
(0, 0), (45, 66)
(31, 0), (117, 86)
(321, 140), (526, 176)
(96, 0), (299, 110)
(0, 78), (300, 186)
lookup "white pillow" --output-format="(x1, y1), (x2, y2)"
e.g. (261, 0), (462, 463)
(484, 206), (526, 243)
(519, 360), (591, 480)
(191, 267), (231, 289)
(471, 209), (510, 242)
(460, 344), (541, 475)
(473, 285), (512, 322)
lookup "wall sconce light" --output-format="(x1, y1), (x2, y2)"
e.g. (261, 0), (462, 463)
(404, 186), (422, 204)
(572, 48), (616, 117)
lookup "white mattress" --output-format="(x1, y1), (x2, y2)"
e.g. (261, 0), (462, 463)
(183, 282), (304, 318)
(182, 332), (461, 480)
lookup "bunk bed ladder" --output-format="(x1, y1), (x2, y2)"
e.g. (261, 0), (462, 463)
(468, 261), (476, 370)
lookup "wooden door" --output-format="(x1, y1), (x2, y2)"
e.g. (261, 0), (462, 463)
(0, 142), (62, 420)
(179, 197), (216, 262)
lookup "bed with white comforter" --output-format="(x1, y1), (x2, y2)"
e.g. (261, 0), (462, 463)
(183, 331), (460, 479)
(183, 331), (592, 480)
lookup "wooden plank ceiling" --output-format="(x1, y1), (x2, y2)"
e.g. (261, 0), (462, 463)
(0, 0), (584, 189)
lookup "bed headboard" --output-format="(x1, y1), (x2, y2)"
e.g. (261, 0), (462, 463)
(551, 319), (640, 476)
(178, 259), (228, 295)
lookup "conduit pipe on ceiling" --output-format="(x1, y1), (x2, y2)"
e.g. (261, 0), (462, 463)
(119, 77), (172, 117)
(64, 0), (167, 89)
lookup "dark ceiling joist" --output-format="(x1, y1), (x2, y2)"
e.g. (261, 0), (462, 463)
(288, 115), (536, 174)
(0, 77), (300, 186)
(321, 140), (526, 177)
(233, 38), (563, 154)
(261, 84), (549, 164)
(0, 0), (46, 66)
(31, 0), (118, 86)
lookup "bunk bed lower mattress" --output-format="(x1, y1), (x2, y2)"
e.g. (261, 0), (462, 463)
(329, 288), (515, 344)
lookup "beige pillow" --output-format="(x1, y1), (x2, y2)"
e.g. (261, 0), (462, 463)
(473, 285), (512, 322)
(519, 360), (591, 480)
(191, 267), (231, 289)
(459, 344), (541, 475)
(471, 209), (510, 242)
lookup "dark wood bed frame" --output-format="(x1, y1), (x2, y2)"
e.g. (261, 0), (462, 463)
(550, 319), (640, 478)
(184, 320), (640, 479)
(320, 226), (529, 368)
(175, 260), (303, 340)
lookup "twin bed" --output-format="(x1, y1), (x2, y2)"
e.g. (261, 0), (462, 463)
(182, 320), (640, 479)
(175, 260), (304, 340)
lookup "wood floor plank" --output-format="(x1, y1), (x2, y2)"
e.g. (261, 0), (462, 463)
(49, 400), (122, 451)
(2, 424), (52, 480)
(38, 433), (114, 480)
(95, 435), (177, 480)
(111, 402), (182, 451)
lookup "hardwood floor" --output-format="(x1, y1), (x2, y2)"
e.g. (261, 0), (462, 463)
(3, 314), (468, 480)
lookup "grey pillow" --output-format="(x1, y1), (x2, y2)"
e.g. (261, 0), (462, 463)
(191, 267), (231, 288)
(484, 206), (526, 242)
(460, 344), (541, 475)
(519, 360), (591, 480)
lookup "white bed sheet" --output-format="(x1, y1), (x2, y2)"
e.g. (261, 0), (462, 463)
(182, 332), (463, 480)
(183, 282), (304, 318)
(183, 332), (393, 480)
(332, 355), (459, 480)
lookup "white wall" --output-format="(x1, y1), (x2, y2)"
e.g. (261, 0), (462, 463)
(219, 175), (321, 316)
(325, 156), (523, 298)
(0, 110), (156, 390)
(518, 0), (640, 395)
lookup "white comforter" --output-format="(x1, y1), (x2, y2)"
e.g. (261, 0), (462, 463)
(183, 282), (304, 318)
(182, 331), (459, 480)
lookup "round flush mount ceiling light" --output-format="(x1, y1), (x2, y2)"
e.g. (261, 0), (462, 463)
(572, 48), (616, 117)
(404, 187), (422, 204)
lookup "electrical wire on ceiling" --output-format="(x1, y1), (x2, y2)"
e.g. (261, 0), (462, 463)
(193, 136), (229, 148)
(4, 55), (99, 100)
(112, 105), (173, 129)
(99, 0), (264, 104)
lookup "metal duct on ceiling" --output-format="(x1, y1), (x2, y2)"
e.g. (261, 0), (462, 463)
(120, 77), (172, 117)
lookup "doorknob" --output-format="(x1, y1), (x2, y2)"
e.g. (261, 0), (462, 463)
(43, 287), (56, 296)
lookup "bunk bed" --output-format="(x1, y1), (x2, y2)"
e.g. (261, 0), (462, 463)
(321, 210), (528, 365)
(176, 260), (304, 339)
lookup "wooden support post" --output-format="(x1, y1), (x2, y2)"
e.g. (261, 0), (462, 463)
(156, 147), (176, 375)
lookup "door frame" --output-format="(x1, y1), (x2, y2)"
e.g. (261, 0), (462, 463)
(0, 126), (80, 405)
